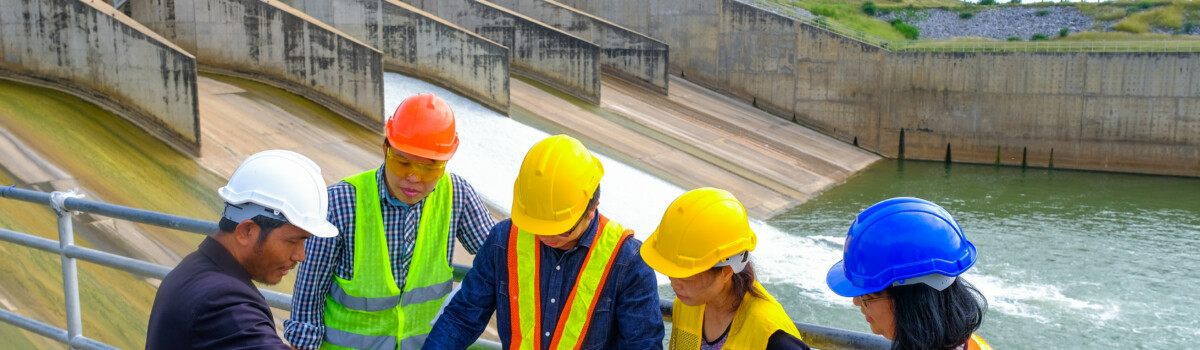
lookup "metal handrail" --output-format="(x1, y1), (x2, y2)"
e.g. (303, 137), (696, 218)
(0, 186), (888, 349)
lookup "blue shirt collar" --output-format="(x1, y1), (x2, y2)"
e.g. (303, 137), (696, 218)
(375, 165), (410, 209)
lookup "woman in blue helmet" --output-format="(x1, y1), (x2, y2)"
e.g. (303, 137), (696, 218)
(826, 198), (993, 350)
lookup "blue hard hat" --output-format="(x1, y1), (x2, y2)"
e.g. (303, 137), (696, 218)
(826, 197), (977, 297)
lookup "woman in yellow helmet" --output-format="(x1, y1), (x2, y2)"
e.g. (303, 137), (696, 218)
(641, 188), (809, 350)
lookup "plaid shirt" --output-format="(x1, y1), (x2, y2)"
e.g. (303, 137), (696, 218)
(284, 166), (494, 349)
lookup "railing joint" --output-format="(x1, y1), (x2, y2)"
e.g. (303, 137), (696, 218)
(50, 189), (84, 216)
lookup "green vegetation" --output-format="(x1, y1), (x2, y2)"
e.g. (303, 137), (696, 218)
(861, 1), (877, 15)
(979, 0), (996, 5)
(762, 0), (1200, 52)
(1031, 33), (1050, 40)
(1060, 27), (1070, 37)
(1008, 36), (1022, 41)
(1114, 4), (1183, 33)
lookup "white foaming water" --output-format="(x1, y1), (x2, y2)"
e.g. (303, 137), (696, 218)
(380, 72), (1104, 324)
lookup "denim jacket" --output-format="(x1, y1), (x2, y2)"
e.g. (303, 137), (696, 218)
(424, 217), (665, 350)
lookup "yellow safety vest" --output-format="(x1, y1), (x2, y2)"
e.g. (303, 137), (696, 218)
(321, 169), (454, 349)
(506, 215), (633, 350)
(669, 281), (802, 350)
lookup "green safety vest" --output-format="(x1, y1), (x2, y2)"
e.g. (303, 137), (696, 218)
(507, 215), (632, 350)
(321, 169), (454, 350)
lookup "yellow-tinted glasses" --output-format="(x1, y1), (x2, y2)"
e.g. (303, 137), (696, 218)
(385, 148), (447, 182)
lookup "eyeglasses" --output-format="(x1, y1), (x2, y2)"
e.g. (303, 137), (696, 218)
(385, 148), (447, 182)
(858, 293), (887, 306)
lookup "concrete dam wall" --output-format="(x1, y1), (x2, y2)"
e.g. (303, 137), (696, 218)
(405, 0), (602, 104)
(490, 0), (668, 93)
(0, 0), (200, 156)
(559, 0), (1200, 177)
(131, 0), (386, 131)
(282, 0), (511, 113)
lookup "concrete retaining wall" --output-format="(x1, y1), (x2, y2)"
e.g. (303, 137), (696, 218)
(131, 0), (386, 130)
(559, 0), (1200, 177)
(404, 0), (601, 104)
(283, 0), (511, 113)
(490, 0), (668, 93)
(0, 0), (200, 155)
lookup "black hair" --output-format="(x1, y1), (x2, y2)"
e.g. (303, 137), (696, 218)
(888, 278), (987, 350)
(707, 259), (765, 312)
(586, 185), (601, 213)
(218, 215), (287, 246)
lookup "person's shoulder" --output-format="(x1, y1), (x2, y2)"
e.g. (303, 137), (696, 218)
(486, 219), (514, 242)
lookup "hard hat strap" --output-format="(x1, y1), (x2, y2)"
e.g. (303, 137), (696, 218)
(712, 251), (751, 274)
(222, 202), (288, 224)
(892, 273), (956, 291)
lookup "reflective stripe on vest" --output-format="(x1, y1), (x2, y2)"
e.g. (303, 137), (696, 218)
(321, 169), (454, 350)
(669, 281), (802, 350)
(967, 333), (993, 350)
(507, 215), (632, 350)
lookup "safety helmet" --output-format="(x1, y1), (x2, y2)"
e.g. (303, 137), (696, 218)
(386, 93), (459, 161)
(511, 135), (604, 236)
(826, 197), (976, 297)
(218, 150), (338, 238)
(641, 188), (757, 278)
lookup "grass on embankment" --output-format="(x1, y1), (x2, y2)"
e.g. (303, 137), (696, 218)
(767, 0), (1200, 48)
(0, 78), (232, 349)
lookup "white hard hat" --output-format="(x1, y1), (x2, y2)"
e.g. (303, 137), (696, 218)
(218, 150), (338, 238)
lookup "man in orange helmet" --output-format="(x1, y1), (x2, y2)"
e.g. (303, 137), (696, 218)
(285, 93), (495, 349)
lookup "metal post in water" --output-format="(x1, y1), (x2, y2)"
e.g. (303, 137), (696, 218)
(51, 190), (84, 348)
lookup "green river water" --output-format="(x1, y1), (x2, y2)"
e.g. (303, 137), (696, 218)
(763, 160), (1200, 349)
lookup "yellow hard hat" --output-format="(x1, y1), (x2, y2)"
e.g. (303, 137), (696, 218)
(641, 188), (757, 278)
(511, 135), (604, 235)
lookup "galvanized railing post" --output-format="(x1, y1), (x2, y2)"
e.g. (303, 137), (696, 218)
(50, 190), (85, 348)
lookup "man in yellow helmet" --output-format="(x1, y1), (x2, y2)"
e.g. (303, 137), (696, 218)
(424, 134), (664, 349)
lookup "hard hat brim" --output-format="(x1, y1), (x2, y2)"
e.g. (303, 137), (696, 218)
(826, 260), (884, 297)
(511, 210), (578, 236)
(296, 220), (339, 238)
(640, 232), (710, 278)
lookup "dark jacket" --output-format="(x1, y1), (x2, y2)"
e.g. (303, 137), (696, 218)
(146, 237), (290, 350)
(424, 216), (665, 350)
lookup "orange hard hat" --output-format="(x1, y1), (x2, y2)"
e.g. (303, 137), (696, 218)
(386, 93), (459, 161)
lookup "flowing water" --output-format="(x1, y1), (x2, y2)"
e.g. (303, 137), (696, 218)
(386, 73), (1200, 348)
(0, 71), (1193, 348)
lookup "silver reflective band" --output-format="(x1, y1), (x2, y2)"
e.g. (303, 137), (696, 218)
(331, 283), (401, 312)
(711, 251), (751, 273)
(893, 273), (956, 291)
(401, 279), (453, 307)
(400, 333), (429, 350)
(222, 202), (287, 223)
(325, 327), (397, 350)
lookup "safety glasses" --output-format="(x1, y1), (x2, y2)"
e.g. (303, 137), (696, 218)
(385, 148), (447, 182)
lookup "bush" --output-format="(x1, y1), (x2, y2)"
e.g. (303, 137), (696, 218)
(1138, 1), (1152, 10)
(1059, 27), (1070, 37)
(861, 2), (877, 15)
(1031, 33), (1049, 41)
(979, 0), (996, 5)
(1007, 36), (1022, 41)
(1009, 0), (1021, 4)
(1036, 10), (1050, 17)
(1186, 22), (1196, 34)
(895, 22), (920, 39)
(890, 18), (904, 25)
(959, 12), (974, 19)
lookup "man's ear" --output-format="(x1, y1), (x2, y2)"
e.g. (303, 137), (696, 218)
(233, 219), (260, 247)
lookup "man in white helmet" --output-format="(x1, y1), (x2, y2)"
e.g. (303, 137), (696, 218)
(147, 150), (338, 349)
